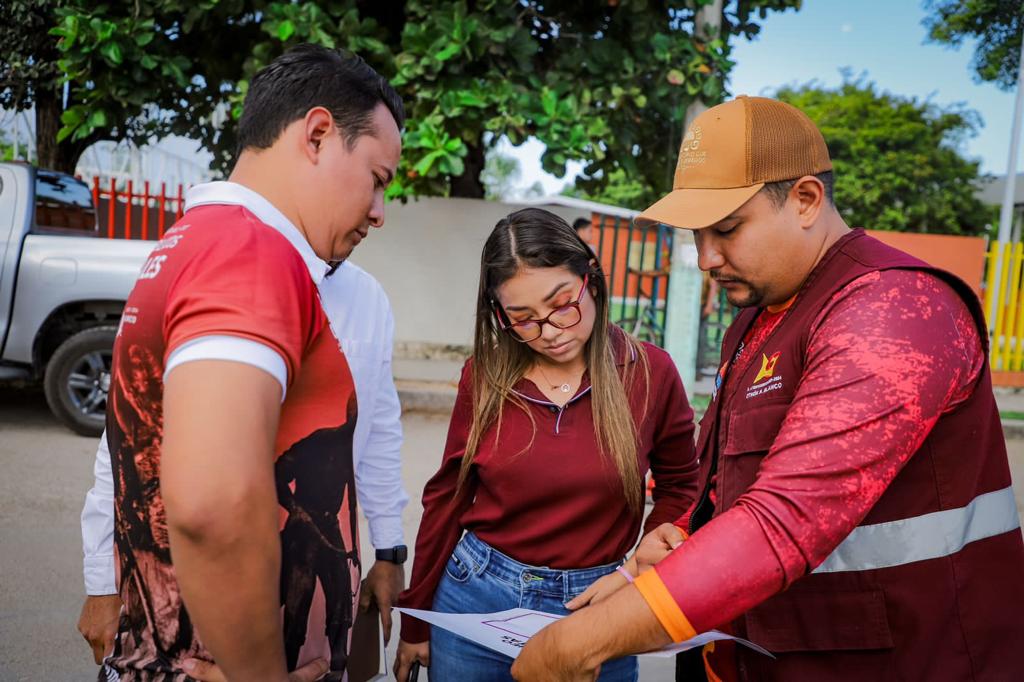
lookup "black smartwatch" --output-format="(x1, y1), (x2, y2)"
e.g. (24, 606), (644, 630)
(375, 545), (408, 564)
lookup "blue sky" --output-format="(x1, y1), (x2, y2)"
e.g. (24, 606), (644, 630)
(515, 0), (1018, 195)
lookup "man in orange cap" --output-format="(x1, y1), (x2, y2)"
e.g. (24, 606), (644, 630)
(512, 96), (1024, 681)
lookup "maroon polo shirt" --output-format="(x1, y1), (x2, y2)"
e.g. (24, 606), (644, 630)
(400, 333), (700, 642)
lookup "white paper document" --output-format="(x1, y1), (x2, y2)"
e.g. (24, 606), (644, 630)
(395, 607), (774, 661)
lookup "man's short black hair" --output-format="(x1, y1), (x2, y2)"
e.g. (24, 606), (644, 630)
(761, 171), (834, 209)
(572, 217), (591, 232)
(237, 44), (405, 154)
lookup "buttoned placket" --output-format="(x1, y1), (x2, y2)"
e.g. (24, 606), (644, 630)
(510, 386), (592, 435)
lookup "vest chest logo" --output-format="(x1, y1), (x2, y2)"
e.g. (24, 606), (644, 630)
(747, 351), (783, 399)
(712, 360), (727, 402)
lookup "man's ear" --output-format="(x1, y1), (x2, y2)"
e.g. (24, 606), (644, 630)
(302, 106), (335, 163)
(791, 175), (826, 229)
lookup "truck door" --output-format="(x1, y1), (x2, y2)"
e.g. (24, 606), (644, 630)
(0, 165), (27, 350)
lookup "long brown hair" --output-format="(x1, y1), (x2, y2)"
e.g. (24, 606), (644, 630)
(460, 208), (649, 515)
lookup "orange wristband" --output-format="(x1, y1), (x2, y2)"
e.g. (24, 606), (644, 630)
(634, 570), (697, 642)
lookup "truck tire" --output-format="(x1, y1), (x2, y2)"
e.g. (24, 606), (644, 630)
(43, 326), (117, 437)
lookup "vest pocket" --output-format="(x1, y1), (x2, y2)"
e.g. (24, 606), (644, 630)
(745, 588), (894, 652)
(721, 401), (790, 455)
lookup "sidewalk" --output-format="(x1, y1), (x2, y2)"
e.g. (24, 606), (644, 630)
(394, 357), (461, 414)
(995, 387), (1024, 438)
(394, 358), (1024, 438)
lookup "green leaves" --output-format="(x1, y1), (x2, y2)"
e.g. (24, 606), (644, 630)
(31, 0), (803, 199)
(393, 115), (468, 196)
(87, 108), (107, 128)
(923, 0), (1022, 91)
(90, 17), (116, 42)
(46, 2), (212, 151)
(99, 41), (122, 65)
(541, 89), (558, 117)
(261, 3), (343, 49)
(435, 42), (461, 62)
(55, 103), (103, 142)
(277, 19), (295, 42)
(56, 106), (83, 142)
(161, 56), (189, 87)
(48, 14), (80, 50)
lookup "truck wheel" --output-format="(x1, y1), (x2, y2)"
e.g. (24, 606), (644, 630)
(43, 326), (117, 437)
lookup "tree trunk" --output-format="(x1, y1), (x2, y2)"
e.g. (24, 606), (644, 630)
(684, 0), (725, 132)
(448, 140), (486, 198)
(34, 88), (85, 173)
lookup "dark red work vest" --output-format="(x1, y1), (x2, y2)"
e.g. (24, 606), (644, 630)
(689, 230), (1024, 681)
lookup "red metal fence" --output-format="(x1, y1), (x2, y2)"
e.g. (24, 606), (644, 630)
(87, 176), (187, 240)
(590, 212), (675, 347)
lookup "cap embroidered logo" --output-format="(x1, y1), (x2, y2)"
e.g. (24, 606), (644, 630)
(679, 125), (706, 169)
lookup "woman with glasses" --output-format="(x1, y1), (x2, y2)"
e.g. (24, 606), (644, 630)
(394, 208), (699, 681)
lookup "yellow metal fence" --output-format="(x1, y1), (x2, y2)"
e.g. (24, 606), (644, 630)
(985, 241), (1024, 372)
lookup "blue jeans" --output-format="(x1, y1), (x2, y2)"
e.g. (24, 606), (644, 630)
(429, 532), (639, 682)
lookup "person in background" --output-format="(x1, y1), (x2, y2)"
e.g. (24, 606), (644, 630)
(573, 217), (595, 247)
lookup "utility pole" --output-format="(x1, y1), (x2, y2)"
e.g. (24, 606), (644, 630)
(989, 31), (1024, 325)
(684, 0), (725, 132)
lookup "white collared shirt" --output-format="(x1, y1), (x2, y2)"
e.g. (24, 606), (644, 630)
(185, 180), (330, 285)
(81, 182), (408, 595)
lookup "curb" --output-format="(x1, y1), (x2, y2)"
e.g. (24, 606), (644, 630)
(1002, 419), (1024, 440)
(397, 381), (457, 415)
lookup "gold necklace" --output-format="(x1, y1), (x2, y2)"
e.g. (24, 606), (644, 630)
(537, 364), (578, 394)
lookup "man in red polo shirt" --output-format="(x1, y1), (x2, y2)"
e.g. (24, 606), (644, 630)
(102, 45), (402, 681)
(512, 97), (1024, 681)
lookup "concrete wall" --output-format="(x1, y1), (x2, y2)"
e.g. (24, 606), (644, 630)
(354, 200), (991, 384)
(866, 230), (987, 295)
(348, 197), (587, 354)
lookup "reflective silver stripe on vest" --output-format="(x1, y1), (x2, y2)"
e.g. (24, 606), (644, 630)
(813, 486), (1021, 574)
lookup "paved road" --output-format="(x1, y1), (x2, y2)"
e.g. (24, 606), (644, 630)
(0, 387), (673, 680)
(3, 385), (1023, 681)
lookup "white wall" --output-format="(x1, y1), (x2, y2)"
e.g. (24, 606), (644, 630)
(349, 197), (587, 353)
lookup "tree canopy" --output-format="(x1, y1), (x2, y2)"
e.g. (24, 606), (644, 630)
(776, 77), (995, 235)
(3, 0), (801, 196)
(1, 1), (88, 170)
(924, 0), (1023, 91)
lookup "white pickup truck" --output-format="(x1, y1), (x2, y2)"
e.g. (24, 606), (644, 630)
(0, 162), (153, 436)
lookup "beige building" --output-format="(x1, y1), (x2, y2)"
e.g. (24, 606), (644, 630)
(978, 174), (1024, 240)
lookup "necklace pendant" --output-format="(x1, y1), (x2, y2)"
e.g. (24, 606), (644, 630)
(560, 383), (572, 393)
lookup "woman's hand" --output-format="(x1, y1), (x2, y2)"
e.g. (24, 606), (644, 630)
(635, 523), (686, 574)
(394, 639), (430, 681)
(564, 558), (637, 611)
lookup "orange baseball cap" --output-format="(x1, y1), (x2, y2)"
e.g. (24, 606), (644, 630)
(636, 95), (832, 229)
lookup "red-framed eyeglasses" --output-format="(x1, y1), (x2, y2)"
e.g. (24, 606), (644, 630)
(495, 274), (589, 343)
